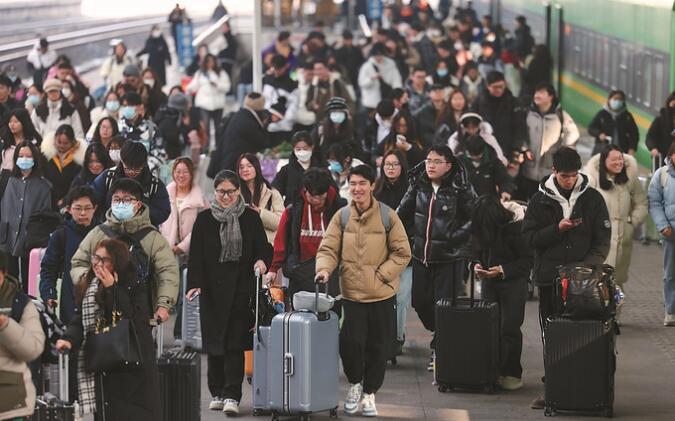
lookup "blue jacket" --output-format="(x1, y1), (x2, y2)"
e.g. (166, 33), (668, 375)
(90, 166), (171, 227)
(648, 160), (675, 235)
(39, 218), (96, 323)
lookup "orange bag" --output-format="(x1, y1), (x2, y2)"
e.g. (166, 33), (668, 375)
(245, 350), (253, 380)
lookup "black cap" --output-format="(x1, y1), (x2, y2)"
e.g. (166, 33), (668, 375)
(342, 29), (353, 40)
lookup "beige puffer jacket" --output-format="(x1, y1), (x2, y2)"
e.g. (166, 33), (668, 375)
(316, 199), (412, 303)
(0, 277), (45, 420)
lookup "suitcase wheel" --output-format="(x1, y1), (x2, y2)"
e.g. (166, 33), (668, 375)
(252, 408), (263, 416)
(330, 407), (338, 418)
(271, 412), (279, 421)
(300, 415), (311, 421)
(484, 383), (495, 394)
(437, 384), (451, 393)
(389, 356), (397, 365)
(602, 408), (613, 418)
(246, 376), (252, 385)
(544, 406), (554, 417)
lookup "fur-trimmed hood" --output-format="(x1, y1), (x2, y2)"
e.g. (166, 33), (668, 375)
(40, 131), (86, 165)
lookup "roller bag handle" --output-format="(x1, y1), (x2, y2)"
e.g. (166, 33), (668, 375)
(451, 260), (481, 308)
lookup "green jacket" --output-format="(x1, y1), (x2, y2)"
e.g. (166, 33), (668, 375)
(70, 204), (179, 311)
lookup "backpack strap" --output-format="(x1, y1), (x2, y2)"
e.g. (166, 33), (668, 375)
(131, 226), (157, 244)
(104, 167), (117, 190)
(148, 175), (159, 198)
(660, 166), (669, 189)
(379, 202), (392, 233)
(98, 224), (116, 238)
(10, 291), (30, 323)
(340, 206), (350, 232)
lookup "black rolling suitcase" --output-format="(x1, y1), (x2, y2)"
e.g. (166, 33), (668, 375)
(434, 262), (500, 393)
(30, 352), (76, 421)
(544, 317), (616, 417)
(156, 323), (201, 421)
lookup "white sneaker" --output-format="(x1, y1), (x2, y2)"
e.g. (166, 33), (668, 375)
(361, 393), (377, 417)
(344, 383), (362, 415)
(665, 313), (675, 326)
(222, 399), (239, 416)
(209, 397), (224, 410)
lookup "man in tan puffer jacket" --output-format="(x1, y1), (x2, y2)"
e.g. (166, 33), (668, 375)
(316, 165), (411, 418)
(0, 253), (45, 421)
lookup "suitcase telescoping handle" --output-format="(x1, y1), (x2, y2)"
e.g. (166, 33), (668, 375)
(58, 350), (69, 403)
(254, 267), (261, 338)
(155, 318), (164, 359)
(314, 279), (329, 321)
(653, 152), (662, 174)
(458, 259), (482, 308)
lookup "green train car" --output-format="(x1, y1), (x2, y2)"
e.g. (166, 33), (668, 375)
(473, 0), (675, 166)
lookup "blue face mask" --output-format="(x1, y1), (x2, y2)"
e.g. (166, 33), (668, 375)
(16, 157), (34, 171)
(111, 203), (135, 221)
(137, 139), (150, 152)
(329, 111), (346, 125)
(106, 100), (120, 112)
(27, 95), (41, 106)
(609, 98), (623, 111)
(437, 68), (449, 77)
(120, 105), (137, 120)
(328, 160), (343, 173)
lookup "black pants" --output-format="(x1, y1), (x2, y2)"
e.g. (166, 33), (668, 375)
(482, 277), (528, 378)
(8, 254), (29, 293)
(207, 351), (245, 401)
(340, 296), (396, 394)
(411, 260), (464, 334)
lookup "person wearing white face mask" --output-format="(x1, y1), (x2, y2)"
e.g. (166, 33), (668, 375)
(31, 78), (84, 139)
(311, 97), (360, 159)
(0, 140), (52, 289)
(272, 131), (326, 207)
(588, 89), (639, 156)
(118, 91), (166, 175)
(87, 91), (121, 140)
(136, 25), (171, 87)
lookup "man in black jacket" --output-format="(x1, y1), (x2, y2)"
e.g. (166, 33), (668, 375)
(460, 134), (514, 201)
(472, 71), (528, 158)
(522, 147), (610, 409)
(398, 144), (477, 370)
(208, 92), (270, 176)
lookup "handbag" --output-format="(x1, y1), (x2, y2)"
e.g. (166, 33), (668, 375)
(85, 285), (142, 373)
(554, 265), (614, 320)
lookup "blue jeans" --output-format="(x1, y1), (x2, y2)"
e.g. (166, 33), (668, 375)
(237, 83), (253, 106)
(396, 267), (413, 341)
(662, 239), (675, 314)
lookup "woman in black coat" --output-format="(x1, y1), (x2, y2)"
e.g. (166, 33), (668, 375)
(272, 130), (325, 207)
(374, 149), (409, 209)
(186, 170), (272, 415)
(471, 195), (533, 392)
(57, 238), (161, 421)
(588, 90), (639, 155)
(136, 25), (171, 87)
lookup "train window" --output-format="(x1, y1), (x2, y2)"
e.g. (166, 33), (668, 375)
(618, 47), (629, 100)
(634, 50), (645, 104)
(572, 31), (581, 74)
(643, 55), (652, 109)
(602, 38), (610, 85)
(653, 56), (665, 111)
(609, 40), (619, 91)
(594, 35), (603, 84)
(580, 30), (589, 78)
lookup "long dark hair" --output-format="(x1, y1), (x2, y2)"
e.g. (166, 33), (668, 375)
(79, 142), (113, 182)
(381, 113), (421, 153)
(76, 238), (137, 305)
(35, 95), (76, 122)
(1, 108), (42, 149)
(200, 53), (221, 74)
(91, 117), (120, 144)
(11, 140), (43, 177)
(374, 149), (409, 198)
(471, 195), (514, 245)
(236, 153), (270, 206)
(598, 144), (629, 190)
(289, 130), (324, 167)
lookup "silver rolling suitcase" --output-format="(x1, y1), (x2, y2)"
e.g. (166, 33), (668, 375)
(179, 267), (202, 351)
(268, 283), (339, 421)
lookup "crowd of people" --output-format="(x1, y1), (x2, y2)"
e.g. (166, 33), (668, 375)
(1, 0), (675, 420)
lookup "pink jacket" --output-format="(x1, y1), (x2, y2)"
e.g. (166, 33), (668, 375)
(160, 182), (209, 256)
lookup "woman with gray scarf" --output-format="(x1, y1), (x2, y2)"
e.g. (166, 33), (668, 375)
(186, 170), (272, 416)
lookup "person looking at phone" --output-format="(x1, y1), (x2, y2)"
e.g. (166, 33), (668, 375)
(522, 147), (610, 409)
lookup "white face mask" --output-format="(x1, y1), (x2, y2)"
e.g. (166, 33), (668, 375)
(61, 88), (72, 98)
(143, 78), (155, 88)
(294, 149), (312, 163)
(109, 149), (121, 163)
(152, 30), (161, 38)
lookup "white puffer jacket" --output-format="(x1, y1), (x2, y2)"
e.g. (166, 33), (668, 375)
(187, 69), (231, 111)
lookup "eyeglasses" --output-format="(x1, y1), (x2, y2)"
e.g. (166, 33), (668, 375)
(384, 162), (401, 169)
(122, 162), (143, 175)
(92, 254), (113, 265)
(111, 196), (138, 205)
(425, 159), (448, 166)
(173, 169), (191, 176)
(215, 188), (239, 198)
(70, 206), (95, 213)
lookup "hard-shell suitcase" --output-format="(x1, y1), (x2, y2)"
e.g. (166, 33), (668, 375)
(30, 352), (77, 421)
(27, 247), (46, 297)
(544, 317), (616, 417)
(434, 262), (500, 393)
(268, 283), (339, 420)
(178, 267), (202, 351)
(156, 323), (201, 421)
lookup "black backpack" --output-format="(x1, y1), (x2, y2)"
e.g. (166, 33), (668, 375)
(105, 168), (159, 201)
(24, 211), (63, 252)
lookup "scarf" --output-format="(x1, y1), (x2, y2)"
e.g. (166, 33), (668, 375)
(77, 278), (100, 415)
(53, 142), (78, 172)
(210, 196), (246, 262)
